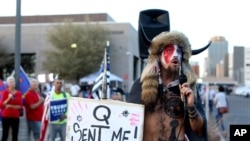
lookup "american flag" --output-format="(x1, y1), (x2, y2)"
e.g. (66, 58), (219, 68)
(40, 94), (51, 141)
(92, 41), (111, 99)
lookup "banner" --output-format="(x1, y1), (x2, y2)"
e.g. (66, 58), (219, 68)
(66, 98), (145, 141)
(50, 98), (67, 122)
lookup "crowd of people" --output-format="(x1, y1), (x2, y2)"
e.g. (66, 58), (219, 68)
(0, 76), (126, 141)
(0, 29), (230, 141)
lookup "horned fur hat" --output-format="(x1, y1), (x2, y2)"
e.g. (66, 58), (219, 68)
(140, 31), (211, 105)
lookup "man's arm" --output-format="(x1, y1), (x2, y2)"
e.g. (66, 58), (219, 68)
(30, 97), (44, 109)
(185, 86), (208, 141)
(187, 105), (204, 135)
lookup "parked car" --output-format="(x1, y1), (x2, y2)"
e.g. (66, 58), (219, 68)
(235, 86), (250, 97)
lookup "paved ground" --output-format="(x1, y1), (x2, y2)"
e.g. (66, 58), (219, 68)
(0, 115), (31, 141)
(206, 94), (250, 141)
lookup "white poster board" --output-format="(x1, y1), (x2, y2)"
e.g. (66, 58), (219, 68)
(66, 97), (145, 141)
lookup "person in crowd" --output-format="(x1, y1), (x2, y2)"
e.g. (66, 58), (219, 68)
(111, 87), (126, 101)
(0, 76), (22, 141)
(128, 31), (209, 141)
(80, 85), (93, 99)
(69, 81), (80, 97)
(48, 78), (70, 141)
(208, 86), (216, 115)
(81, 81), (94, 99)
(198, 83), (206, 107)
(214, 85), (228, 134)
(24, 78), (44, 141)
(43, 81), (52, 96)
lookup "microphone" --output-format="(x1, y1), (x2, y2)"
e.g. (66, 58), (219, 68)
(179, 74), (187, 112)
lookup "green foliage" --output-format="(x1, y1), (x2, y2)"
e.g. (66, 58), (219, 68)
(43, 21), (109, 81)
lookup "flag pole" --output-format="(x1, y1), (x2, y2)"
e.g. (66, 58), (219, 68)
(101, 47), (107, 99)
(106, 41), (110, 99)
(101, 41), (109, 99)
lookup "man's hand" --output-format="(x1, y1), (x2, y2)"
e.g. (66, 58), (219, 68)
(59, 114), (67, 121)
(8, 93), (13, 99)
(5, 104), (11, 108)
(179, 82), (195, 107)
(39, 96), (45, 103)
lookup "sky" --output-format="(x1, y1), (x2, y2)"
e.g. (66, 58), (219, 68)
(0, 0), (249, 76)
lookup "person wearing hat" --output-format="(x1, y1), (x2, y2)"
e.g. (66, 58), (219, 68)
(128, 31), (209, 141)
(111, 87), (126, 101)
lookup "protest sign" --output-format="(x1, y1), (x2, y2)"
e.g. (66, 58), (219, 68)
(50, 98), (67, 122)
(66, 98), (145, 141)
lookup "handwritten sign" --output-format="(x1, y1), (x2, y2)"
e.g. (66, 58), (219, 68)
(66, 98), (145, 141)
(50, 99), (67, 122)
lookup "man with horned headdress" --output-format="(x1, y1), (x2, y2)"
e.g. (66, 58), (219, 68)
(128, 31), (210, 141)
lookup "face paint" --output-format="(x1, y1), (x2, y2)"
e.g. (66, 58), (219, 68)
(161, 44), (182, 66)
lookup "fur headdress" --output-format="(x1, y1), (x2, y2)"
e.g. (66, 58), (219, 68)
(140, 31), (210, 105)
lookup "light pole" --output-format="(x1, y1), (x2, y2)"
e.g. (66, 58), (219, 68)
(14, 0), (21, 88)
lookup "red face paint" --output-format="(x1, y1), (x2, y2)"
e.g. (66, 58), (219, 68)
(161, 44), (182, 67)
(162, 44), (175, 64)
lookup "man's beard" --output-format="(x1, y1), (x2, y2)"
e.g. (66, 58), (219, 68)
(163, 65), (179, 78)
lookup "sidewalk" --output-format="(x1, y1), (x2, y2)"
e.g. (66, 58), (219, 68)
(0, 116), (32, 141)
(207, 110), (229, 141)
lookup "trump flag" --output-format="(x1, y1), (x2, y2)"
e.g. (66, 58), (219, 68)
(19, 66), (30, 95)
(0, 79), (5, 98)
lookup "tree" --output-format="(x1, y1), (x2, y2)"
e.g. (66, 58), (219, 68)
(43, 21), (110, 81)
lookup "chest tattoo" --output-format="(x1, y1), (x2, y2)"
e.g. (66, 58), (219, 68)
(144, 89), (186, 141)
(169, 120), (178, 141)
(162, 91), (184, 118)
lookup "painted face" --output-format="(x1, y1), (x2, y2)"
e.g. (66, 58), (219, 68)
(160, 44), (182, 66)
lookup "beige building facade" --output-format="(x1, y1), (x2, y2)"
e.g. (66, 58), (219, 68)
(0, 13), (142, 93)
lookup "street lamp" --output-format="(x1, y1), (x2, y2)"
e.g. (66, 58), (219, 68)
(71, 43), (77, 48)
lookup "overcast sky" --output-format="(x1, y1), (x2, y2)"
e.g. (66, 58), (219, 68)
(0, 0), (249, 76)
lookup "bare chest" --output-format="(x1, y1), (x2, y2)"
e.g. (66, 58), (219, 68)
(143, 91), (185, 141)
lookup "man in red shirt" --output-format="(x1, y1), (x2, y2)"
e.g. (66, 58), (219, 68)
(24, 78), (44, 141)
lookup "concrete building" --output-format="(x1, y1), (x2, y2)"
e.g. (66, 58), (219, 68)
(233, 46), (244, 85)
(216, 60), (224, 77)
(233, 46), (250, 85)
(190, 61), (200, 77)
(228, 53), (233, 78)
(0, 13), (141, 93)
(207, 36), (228, 77)
(244, 48), (250, 85)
